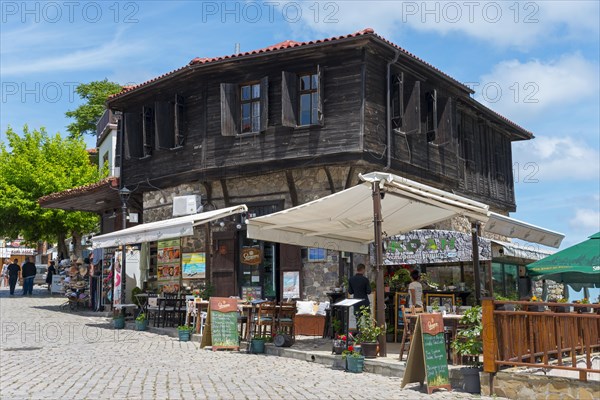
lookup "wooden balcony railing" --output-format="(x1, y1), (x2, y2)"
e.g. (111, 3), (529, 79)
(482, 299), (600, 381)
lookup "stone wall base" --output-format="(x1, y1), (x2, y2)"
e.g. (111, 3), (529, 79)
(481, 371), (599, 399)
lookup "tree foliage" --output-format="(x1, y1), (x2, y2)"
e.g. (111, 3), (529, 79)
(0, 126), (100, 244)
(65, 79), (122, 138)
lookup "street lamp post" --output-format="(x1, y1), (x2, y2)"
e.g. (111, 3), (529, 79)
(119, 186), (131, 309)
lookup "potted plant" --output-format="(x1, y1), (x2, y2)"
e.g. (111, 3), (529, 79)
(250, 335), (268, 354)
(494, 294), (516, 311)
(332, 334), (350, 355)
(385, 325), (395, 342)
(342, 345), (364, 373)
(356, 306), (383, 358)
(177, 325), (193, 342)
(451, 306), (482, 394)
(575, 298), (590, 313)
(550, 297), (570, 313)
(112, 313), (125, 329)
(391, 268), (411, 292)
(135, 313), (148, 331)
(526, 295), (545, 312)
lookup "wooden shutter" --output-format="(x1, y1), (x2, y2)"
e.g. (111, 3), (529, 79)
(174, 94), (185, 147)
(220, 83), (239, 136)
(154, 101), (175, 149)
(426, 89), (438, 143)
(124, 111), (143, 159)
(115, 117), (122, 166)
(142, 106), (154, 157)
(260, 76), (269, 132)
(281, 71), (298, 127)
(435, 96), (452, 146)
(317, 64), (324, 125)
(391, 73), (404, 129)
(402, 78), (420, 135)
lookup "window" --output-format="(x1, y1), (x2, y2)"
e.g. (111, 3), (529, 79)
(221, 77), (268, 136)
(391, 73), (403, 130)
(424, 89), (437, 142)
(124, 109), (143, 159)
(282, 66), (323, 127)
(241, 83), (261, 133)
(307, 248), (326, 262)
(142, 106), (154, 158)
(155, 94), (185, 149)
(299, 73), (319, 125)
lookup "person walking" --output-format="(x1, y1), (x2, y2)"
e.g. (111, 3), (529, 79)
(46, 261), (57, 291)
(21, 257), (36, 296)
(1, 260), (8, 288)
(348, 263), (372, 327)
(7, 258), (21, 295)
(408, 270), (424, 310)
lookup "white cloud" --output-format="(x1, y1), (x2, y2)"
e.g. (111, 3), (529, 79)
(569, 209), (600, 232)
(291, 1), (599, 48)
(473, 53), (599, 120)
(0, 27), (147, 76)
(513, 136), (600, 181)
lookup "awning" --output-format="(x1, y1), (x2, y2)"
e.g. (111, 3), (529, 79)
(92, 205), (248, 249)
(485, 212), (564, 248)
(491, 239), (554, 263)
(247, 172), (490, 254)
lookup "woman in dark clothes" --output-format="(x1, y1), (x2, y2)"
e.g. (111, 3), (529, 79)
(46, 261), (57, 291)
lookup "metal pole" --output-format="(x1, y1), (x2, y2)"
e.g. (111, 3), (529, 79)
(372, 181), (386, 356)
(120, 200), (127, 310)
(471, 222), (481, 305)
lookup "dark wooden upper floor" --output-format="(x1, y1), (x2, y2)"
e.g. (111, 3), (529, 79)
(107, 29), (531, 212)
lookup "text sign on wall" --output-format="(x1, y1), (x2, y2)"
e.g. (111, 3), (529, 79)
(375, 229), (491, 265)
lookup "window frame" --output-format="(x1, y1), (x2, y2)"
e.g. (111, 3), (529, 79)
(240, 82), (261, 134)
(298, 72), (319, 126)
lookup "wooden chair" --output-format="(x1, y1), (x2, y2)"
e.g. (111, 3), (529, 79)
(398, 306), (423, 361)
(276, 301), (297, 340)
(254, 301), (277, 338)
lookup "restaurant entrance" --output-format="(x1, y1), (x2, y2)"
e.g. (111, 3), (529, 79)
(238, 237), (279, 300)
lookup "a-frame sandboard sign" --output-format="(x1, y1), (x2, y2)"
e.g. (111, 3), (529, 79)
(200, 297), (239, 351)
(400, 313), (451, 394)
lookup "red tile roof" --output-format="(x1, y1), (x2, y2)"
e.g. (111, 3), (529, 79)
(110, 28), (472, 99)
(108, 28), (531, 137)
(38, 177), (119, 204)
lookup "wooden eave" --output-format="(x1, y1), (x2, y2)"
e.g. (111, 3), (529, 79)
(38, 177), (122, 214)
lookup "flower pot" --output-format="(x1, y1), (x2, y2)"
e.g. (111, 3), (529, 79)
(495, 304), (515, 311)
(526, 304), (545, 312)
(113, 316), (125, 330)
(459, 367), (481, 394)
(250, 339), (265, 354)
(360, 342), (378, 358)
(135, 319), (148, 331)
(274, 334), (293, 347)
(332, 345), (345, 355)
(346, 356), (365, 373)
(551, 305), (570, 313)
(576, 307), (590, 314)
(178, 330), (191, 342)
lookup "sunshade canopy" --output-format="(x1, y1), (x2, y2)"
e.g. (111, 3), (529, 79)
(247, 172), (490, 253)
(526, 232), (600, 286)
(485, 212), (564, 248)
(92, 205), (248, 248)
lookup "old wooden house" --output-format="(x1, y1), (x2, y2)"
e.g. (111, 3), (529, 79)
(43, 28), (543, 303)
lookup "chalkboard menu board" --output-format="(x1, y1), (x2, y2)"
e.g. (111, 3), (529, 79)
(205, 297), (239, 351)
(401, 313), (451, 394)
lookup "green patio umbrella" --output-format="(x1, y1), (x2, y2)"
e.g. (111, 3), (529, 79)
(526, 232), (600, 287)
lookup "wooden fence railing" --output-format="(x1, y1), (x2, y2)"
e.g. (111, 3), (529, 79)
(482, 299), (600, 381)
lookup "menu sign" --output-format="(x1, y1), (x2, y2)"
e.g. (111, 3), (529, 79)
(203, 297), (239, 351)
(401, 313), (451, 394)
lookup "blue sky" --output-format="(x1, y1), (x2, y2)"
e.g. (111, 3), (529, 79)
(1, 1), (599, 258)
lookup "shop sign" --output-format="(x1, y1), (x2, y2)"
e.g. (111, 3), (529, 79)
(241, 246), (262, 266)
(377, 229), (491, 264)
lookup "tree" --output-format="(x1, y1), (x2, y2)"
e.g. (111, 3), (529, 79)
(65, 79), (122, 138)
(0, 126), (101, 256)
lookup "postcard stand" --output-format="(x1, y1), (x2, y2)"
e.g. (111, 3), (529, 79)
(332, 298), (364, 351)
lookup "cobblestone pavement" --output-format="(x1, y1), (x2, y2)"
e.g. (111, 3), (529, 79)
(0, 287), (500, 400)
